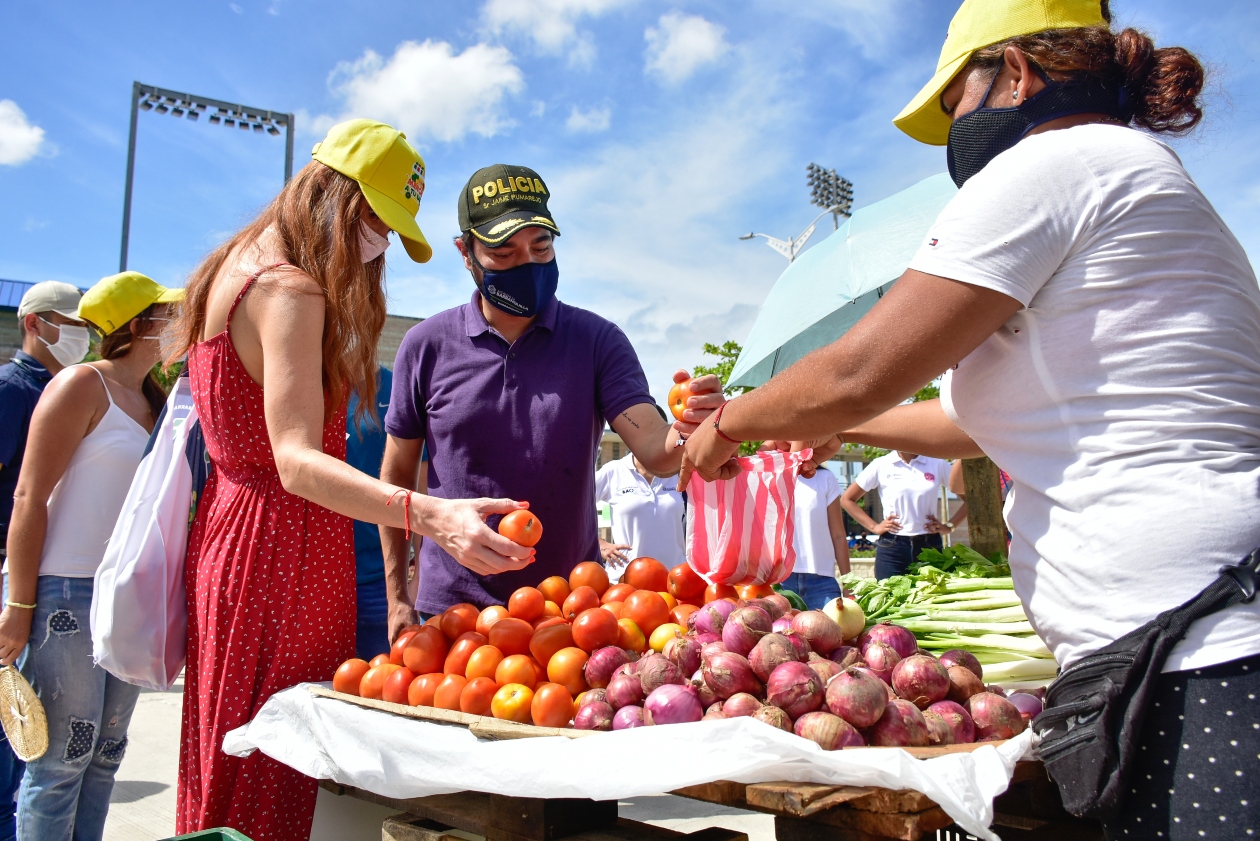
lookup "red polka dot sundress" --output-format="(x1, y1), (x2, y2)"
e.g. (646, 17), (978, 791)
(176, 265), (356, 841)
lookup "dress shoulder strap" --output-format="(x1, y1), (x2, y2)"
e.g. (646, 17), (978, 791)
(227, 262), (292, 327)
(79, 364), (115, 407)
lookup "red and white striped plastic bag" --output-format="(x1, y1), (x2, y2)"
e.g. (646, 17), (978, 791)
(686, 448), (812, 586)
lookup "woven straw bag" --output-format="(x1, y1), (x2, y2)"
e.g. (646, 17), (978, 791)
(0, 665), (47, 761)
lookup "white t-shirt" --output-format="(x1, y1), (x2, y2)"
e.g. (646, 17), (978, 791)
(910, 123), (1260, 672)
(854, 453), (950, 536)
(594, 455), (686, 581)
(792, 469), (843, 577)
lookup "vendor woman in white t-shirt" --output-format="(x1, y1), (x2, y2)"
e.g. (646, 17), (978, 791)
(841, 451), (951, 580)
(679, 1), (1258, 834)
(595, 453), (686, 581)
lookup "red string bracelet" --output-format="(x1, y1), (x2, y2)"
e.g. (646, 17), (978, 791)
(387, 488), (412, 540)
(711, 402), (742, 445)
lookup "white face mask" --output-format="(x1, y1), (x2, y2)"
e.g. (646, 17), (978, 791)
(359, 222), (390, 263)
(37, 317), (90, 367)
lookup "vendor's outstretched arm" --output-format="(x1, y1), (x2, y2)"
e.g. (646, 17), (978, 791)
(678, 271), (1019, 484)
(842, 400), (983, 459)
(614, 370), (724, 477)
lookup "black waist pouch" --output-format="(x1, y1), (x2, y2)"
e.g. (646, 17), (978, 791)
(1033, 548), (1259, 820)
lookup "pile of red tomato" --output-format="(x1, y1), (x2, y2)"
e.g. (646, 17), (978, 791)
(331, 558), (773, 728)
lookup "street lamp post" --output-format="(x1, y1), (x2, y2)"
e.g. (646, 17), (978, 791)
(739, 163), (855, 263)
(119, 81), (295, 272)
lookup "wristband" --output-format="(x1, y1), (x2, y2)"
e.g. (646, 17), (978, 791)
(711, 402), (742, 445)
(5, 601), (35, 610)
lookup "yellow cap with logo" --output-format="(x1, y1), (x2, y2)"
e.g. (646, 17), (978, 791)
(894, 0), (1108, 145)
(78, 271), (185, 336)
(311, 119), (432, 263)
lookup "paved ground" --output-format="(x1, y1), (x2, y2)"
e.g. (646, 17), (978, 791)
(104, 679), (774, 841)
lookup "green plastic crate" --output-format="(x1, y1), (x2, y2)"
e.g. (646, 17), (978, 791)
(162, 829), (253, 841)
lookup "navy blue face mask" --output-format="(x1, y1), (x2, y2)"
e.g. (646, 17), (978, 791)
(473, 255), (559, 318)
(947, 67), (1124, 187)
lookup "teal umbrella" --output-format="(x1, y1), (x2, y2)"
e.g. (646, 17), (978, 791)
(728, 173), (957, 389)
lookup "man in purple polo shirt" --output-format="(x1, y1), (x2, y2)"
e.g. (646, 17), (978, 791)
(381, 164), (722, 634)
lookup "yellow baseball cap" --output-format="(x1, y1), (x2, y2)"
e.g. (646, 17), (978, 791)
(78, 271), (184, 335)
(894, 0), (1108, 145)
(311, 119), (432, 263)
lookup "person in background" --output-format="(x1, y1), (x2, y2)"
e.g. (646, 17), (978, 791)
(0, 272), (179, 841)
(345, 364), (393, 659)
(167, 120), (528, 841)
(0, 281), (85, 841)
(380, 164), (723, 634)
(595, 450), (685, 582)
(838, 451), (951, 579)
(780, 452), (849, 609)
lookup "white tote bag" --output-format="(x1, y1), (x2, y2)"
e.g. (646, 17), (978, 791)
(91, 376), (196, 690)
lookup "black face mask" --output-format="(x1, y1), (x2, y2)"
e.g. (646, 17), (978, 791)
(946, 68), (1124, 187)
(471, 254), (559, 318)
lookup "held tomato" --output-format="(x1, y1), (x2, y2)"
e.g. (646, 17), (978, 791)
(389, 630), (418, 666)
(487, 618), (533, 657)
(464, 645), (506, 682)
(538, 576), (571, 606)
(562, 586), (601, 620)
(459, 677), (499, 716)
(667, 378), (692, 422)
(476, 605), (510, 636)
(616, 618), (647, 652)
(433, 674), (468, 710)
(382, 667), (417, 705)
(440, 603), (480, 642)
(623, 558), (668, 592)
(529, 623), (575, 667)
(546, 647), (589, 696)
(443, 631), (488, 677)
(531, 683), (575, 729)
(359, 664), (402, 700)
(601, 583), (636, 605)
(568, 562), (609, 596)
(491, 684), (535, 723)
(368, 654), (391, 669)
(495, 654), (538, 689)
(704, 583), (738, 603)
(402, 625), (449, 675)
(667, 564), (706, 601)
(498, 510), (543, 547)
(408, 672), (445, 706)
(332, 659), (371, 696)
(623, 590), (670, 636)
(508, 587), (546, 622)
(571, 608), (619, 652)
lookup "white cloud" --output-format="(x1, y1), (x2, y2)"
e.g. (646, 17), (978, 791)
(565, 105), (611, 133)
(481, 0), (630, 64)
(313, 40), (524, 143)
(0, 100), (46, 166)
(229, 3), (243, 13)
(644, 12), (729, 84)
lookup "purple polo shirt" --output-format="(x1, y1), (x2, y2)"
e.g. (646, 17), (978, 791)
(386, 292), (654, 615)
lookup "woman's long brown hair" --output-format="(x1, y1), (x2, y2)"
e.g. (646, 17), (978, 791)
(168, 161), (386, 421)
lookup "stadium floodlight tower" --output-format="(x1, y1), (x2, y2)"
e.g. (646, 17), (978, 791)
(740, 163), (855, 263)
(119, 81), (295, 271)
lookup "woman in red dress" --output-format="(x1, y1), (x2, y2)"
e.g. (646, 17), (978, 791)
(166, 120), (536, 841)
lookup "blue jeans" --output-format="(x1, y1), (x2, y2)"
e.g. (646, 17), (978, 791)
(874, 533), (944, 580)
(17, 577), (140, 841)
(355, 579), (390, 661)
(779, 573), (842, 611)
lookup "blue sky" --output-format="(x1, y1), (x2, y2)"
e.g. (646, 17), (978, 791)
(3, 0), (1259, 403)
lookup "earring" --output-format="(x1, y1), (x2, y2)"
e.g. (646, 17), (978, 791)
(1012, 91), (1018, 100)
